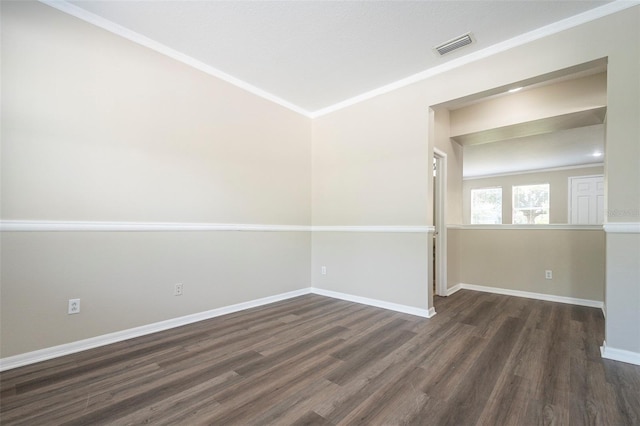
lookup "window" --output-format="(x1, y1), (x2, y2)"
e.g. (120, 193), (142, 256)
(471, 187), (502, 224)
(512, 184), (549, 224)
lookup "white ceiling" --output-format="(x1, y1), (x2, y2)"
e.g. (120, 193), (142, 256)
(62, 0), (618, 114)
(463, 124), (605, 178)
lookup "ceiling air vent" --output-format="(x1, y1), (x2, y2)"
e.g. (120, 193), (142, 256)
(435, 33), (474, 56)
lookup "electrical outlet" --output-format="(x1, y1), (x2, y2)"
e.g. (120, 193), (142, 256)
(545, 270), (553, 280)
(68, 298), (80, 314)
(174, 283), (184, 296)
(321, 266), (327, 275)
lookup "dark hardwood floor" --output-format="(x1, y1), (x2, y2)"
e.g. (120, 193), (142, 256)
(1, 290), (639, 425)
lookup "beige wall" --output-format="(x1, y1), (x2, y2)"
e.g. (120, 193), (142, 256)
(311, 87), (429, 227)
(1, 1), (311, 224)
(1, 231), (311, 357)
(311, 232), (428, 308)
(453, 229), (605, 302)
(1, 2), (312, 357)
(311, 6), (639, 355)
(462, 166), (604, 224)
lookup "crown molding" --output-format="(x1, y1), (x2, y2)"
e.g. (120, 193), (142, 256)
(38, 0), (639, 119)
(310, 1), (639, 118)
(38, 0), (312, 118)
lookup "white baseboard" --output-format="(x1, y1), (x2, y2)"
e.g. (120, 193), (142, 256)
(446, 284), (463, 296)
(310, 288), (434, 318)
(0, 288), (311, 372)
(0, 287), (437, 371)
(601, 341), (640, 366)
(448, 283), (603, 309)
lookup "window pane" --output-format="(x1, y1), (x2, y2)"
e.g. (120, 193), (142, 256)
(512, 184), (549, 224)
(471, 187), (502, 224)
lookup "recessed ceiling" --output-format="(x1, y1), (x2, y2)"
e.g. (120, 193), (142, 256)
(59, 0), (618, 114)
(453, 106), (607, 146)
(463, 124), (605, 178)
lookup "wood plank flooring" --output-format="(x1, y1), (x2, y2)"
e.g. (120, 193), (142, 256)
(2, 290), (639, 425)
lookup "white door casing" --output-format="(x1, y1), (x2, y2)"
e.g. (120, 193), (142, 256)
(434, 147), (448, 297)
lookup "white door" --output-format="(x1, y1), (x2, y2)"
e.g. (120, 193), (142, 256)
(570, 175), (604, 224)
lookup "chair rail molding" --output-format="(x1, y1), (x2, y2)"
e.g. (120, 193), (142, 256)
(0, 220), (434, 233)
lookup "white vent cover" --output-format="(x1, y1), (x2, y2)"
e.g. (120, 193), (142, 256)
(435, 33), (474, 56)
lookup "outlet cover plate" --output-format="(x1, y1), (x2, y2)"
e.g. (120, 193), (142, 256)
(174, 283), (184, 296)
(68, 298), (80, 314)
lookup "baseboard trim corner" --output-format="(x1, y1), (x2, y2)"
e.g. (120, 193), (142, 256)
(446, 284), (463, 296)
(0, 288), (311, 372)
(601, 341), (640, 366)
(455, 283), (604, 309)
(310, 288), (433, 318)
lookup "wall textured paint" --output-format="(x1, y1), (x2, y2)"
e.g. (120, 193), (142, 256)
(463, 166), (604, 224)
(0, 2), (312, 357)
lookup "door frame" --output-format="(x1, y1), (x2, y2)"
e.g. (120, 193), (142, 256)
(433, 147), (448, 297)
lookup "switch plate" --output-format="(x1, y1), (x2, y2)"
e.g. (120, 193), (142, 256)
(68, 298), (80, 314)
(321, 266), (327, 275)
(545, 270), (553, 280)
